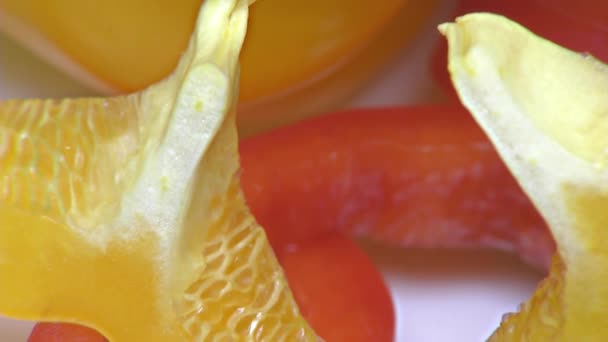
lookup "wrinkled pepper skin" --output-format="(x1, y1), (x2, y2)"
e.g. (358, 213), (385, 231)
(241, 105), (554, 270)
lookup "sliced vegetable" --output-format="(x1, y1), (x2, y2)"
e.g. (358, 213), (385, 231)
(29, 233), (395, 342)
(1, 0), (315, 340)
(26, 102), (556, 341)
(240, 105), (553, 270)
(281, 234), (394, 342)
(441, 12), (608, 340)
(0, 0), (404, 96)
(0, 0), (440, 136)
(432, 0), (608, 100)
(29, 323), (107, 342)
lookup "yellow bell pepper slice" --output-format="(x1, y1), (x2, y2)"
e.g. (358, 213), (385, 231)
(441, 13), (608, 340)
(0, 0), (316, 340)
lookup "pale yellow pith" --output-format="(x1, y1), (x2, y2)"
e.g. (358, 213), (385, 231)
(441, 13), (608, 340)
(0, 0), (316, 341)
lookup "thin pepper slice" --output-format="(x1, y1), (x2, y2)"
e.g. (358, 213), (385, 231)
(441, 12), (608, 340)
(0, 0), (317, 340)
(431, 0), (608, 100)
(29, 323), (107, 342)
(240, 105), (554, 270)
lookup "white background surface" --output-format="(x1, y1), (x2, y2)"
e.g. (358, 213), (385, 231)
(0, 2), (545, 341)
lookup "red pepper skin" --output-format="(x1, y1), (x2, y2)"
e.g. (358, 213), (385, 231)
(431, 0), (608, 100)
(240, 105), (554, 270)
(28, 322), (108, 342)
(281, 233), (395, 342)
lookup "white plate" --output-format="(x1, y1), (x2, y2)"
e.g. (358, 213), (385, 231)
(0, 4), (543, 341)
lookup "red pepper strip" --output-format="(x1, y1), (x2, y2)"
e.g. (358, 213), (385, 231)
(282, 233), (394, 342)
(28, 322), (107, 341)
(431, 0), (608, 100)
(240, 105), (554, 271)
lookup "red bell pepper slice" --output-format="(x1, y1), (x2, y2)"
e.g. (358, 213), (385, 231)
(29, 323), (108, 342)
(241, 105), (553, 270)
(28, 233), (393, 342)
(281, 234), (395, 342)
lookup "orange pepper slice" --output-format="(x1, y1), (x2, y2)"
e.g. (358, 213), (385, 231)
(0, 0), (440, 136)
